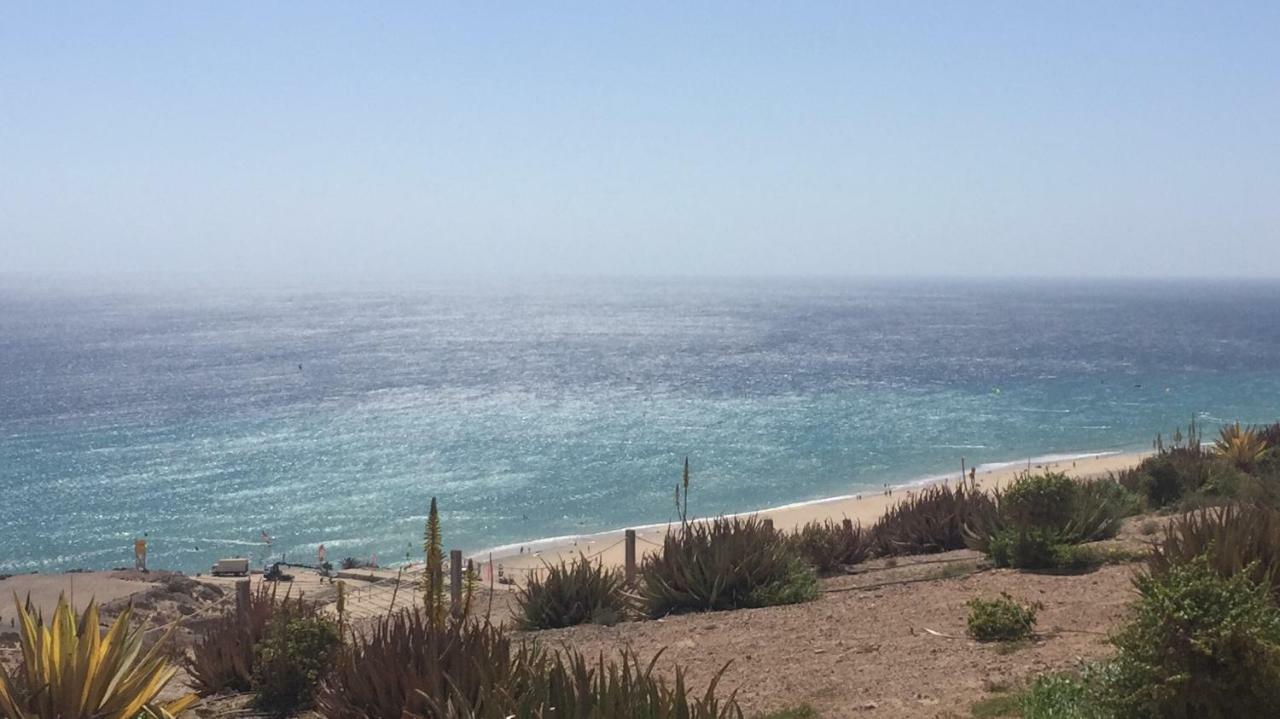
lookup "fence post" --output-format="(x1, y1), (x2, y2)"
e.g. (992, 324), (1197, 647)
(842, 518), (854, 533)
(449, 549), (463, 616)
(235, 579), (251, 623)
(336, 580), (347, 628)
(624, 529), (637, 586)
(762, 518), (774, 531)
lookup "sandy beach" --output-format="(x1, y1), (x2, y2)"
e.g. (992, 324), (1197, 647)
(484, 450), (1151, 580)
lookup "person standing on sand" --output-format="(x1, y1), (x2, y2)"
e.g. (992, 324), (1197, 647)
(134, 534), (148, 571)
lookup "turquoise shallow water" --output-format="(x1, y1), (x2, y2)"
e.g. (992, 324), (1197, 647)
(2, 278), (1278, 573)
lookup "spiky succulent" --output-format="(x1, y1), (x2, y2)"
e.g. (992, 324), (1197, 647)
(0, 595), (196, 719)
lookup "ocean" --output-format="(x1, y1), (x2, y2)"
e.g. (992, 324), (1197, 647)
(2, 277), (1278, 574)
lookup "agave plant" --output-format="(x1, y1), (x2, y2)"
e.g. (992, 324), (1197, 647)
(1215, 422), (1268, 470)
(874, 480), (998, 555)
(0, 595), (196, 719)
(640, 516), (816, 617)
(516, 554), (631, 629)
(788, 519), (872, 574)
(1148, 503), (1280, 602)
(963, 473), (1137, 560)
(316, 609), (519, 718)
(411, 648), (741, 719)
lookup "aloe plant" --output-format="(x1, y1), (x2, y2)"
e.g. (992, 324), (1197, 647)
(640, 516), (816, 616)
(788, 519), (872, 574)
(423, 496), (446, 626)
(1149, 503), (1280, 602)
(874, 480), (997, 555)
(516, 554), (631, 629)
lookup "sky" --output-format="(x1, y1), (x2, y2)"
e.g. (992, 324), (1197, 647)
(1, 3), (1278, 281)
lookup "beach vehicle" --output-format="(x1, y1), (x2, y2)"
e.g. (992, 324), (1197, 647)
(211, 557), (250, 577)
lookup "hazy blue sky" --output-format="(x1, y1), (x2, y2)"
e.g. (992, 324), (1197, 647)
(2, 3), (1277, 280)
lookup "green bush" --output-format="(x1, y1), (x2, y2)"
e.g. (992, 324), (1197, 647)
(186, 584), (321, 695)
(640, 516), (817, 617)
(1048, 543), (1102, 572)
(788, 519), (871, 574)
(1001, 472), (1078, 528)
(988, 528), (1058, 569)
(516, 554), (631, 630)
(1096, 556), (1280, 718)
(966, 593), (1041, 642)
(1119, 450), (1209, 508)
(1148, 503), (1280, 603)
(967, 473), (1136, 567)
(989, 529), (1102, 572)
(1020, 673), (1105, 719)
(1074, 478), (1143, 523)
(252, 614), (342, 713)
(873, 480), (998, 556)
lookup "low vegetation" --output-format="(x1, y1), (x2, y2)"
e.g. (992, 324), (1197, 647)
(318, 608), (741, 719)
(1000, 414), (1280, 718)
(318, 610), (513, 718)
(641, 516), (817, 617)
(1116, 419), (1280, 510)
(0, 596), (196, 719)
(516, 554), (631, 629)
(1094, 555), (1280, 717)
(252, 613), (342, 714)
(1018, 673), (1103, 719)
(185, 583), (322, 695)
(403, 647), (740, 719)
(965, 471), (1139, 571)
(871, 480), (996, 556)
(1148, 502), (1280, 602)
(965, 593), (1041, 642)
(787, 519), (871, 574)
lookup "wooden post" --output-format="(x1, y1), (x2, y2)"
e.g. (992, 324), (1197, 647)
(624, 529), (637, 586)
(449, 549), (463, 616)
(762, 518), (774, 531)
(336, 580), (347, 628)
(235, 579), (251, 623)
(842, 518), (854, 533)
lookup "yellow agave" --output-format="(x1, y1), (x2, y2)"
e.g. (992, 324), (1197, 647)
(1214, 422), (1267, 470)
(0, 594), (196, 719)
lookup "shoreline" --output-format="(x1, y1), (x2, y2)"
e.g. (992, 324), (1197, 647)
(0, 447), (1153, 580)
(476, 448), (1152, 579)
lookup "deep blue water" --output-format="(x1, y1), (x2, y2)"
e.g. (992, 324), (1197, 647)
(2, 278), (1278, 574)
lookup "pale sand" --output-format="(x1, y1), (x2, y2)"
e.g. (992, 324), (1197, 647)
(0, 572), (152, 620)
(480, 450), (1151, 582)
